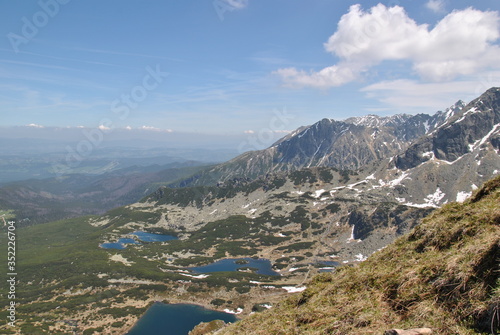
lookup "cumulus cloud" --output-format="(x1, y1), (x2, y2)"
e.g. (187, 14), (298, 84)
(139, 126), (173, 133)
(26, 123), (44, 128)
(140, 126), (160, 131)
(244, 130), (255, 134)
(98, 125), (111, 131)
(275, 4), (500, 88)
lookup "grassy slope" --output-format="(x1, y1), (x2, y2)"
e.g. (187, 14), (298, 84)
(219, 176), (500, 335)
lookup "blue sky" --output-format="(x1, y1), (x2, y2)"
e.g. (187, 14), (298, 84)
(1, 0), (500, 139)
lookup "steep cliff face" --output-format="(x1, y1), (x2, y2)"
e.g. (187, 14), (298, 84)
(347, 204), (432, 241)
(396, 88), (500, 170)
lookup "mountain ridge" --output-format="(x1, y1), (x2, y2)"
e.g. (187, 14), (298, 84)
(173, 88), (500, 212)
(396, 88), (500, 170)
(174, 100), (467, 187)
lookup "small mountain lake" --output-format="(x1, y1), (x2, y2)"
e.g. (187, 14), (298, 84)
(126, 302), (238, 335)
(100, 231), (177, 249)
(317, 260), (340, 272)
(190, 258), (280, 276)
(99, 237), (139, 250)
(130, 231), (178, 242)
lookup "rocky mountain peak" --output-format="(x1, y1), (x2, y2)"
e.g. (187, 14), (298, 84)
(395, 87), (500, 170)
(344, 113), (411, 128)
(427, 99), (467, 129)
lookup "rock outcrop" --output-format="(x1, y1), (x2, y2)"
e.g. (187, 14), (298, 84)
(396, 88), (500, 170)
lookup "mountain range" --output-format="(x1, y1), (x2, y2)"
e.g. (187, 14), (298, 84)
(177, 88), (500, 210)
(1, 88), (499, 334)
(175, 99), (467, 187)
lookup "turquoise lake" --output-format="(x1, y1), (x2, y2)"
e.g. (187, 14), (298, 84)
(130, 231), (178, 242)
(126, 303), (238, 335)
(100, 237), (139, 249)
(190, 258), (280, 276)
(100, 231), (177, 249)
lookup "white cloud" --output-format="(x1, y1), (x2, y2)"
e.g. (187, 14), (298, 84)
(140, 125), (160, 131)
(274, 64), (359, 88)
(224, 0), (248, 10)
(244, 130), (255, 134)
(139, 126), (173, 133)
(98, 125), (111, 131)
(426, 0), (446, 14)
(275, 4), (500, 88)
(361, 74), (500, 113)
(26, 123), (44, 128)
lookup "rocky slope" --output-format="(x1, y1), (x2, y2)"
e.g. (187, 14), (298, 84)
(141, 166), (433, 263)
(396, 88), (500, 170)
(213, 175), (500, 335)
(386, 87), (500, 207)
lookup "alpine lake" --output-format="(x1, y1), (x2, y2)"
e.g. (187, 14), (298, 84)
(126, 303), (238, 335)
(101, 233), (279, 334)
(100, 231), (178, 249)
(100, 232), (337, 334)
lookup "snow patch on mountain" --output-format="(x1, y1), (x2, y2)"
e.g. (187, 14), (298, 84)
(456, 191), (472, 203)
(313, 189), (326, 198)
(388, 172), (410, 187)
(405, 188), (446, 208)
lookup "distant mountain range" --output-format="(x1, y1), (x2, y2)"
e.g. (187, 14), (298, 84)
(175, 99), (468, 187)
(0, 163), (207, 225)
